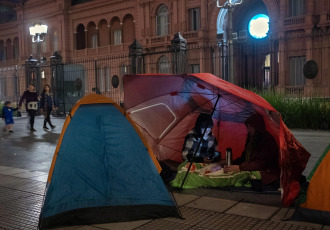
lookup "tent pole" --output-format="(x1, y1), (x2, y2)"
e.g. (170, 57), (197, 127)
(179, 94), (221, 190)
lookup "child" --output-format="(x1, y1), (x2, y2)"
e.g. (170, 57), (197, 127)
(1, 101), (18, 133)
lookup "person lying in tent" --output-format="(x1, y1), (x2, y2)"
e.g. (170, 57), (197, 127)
(182, 113), (220, 163)
(224, 113), (280, 189)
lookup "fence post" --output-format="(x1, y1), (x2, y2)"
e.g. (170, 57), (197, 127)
(170, 32), (187, 74)
(50, 51), (65, 116)
(129, 39), (143, 74)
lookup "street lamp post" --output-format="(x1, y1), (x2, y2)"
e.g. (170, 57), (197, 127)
(29, 24), (48, 92)
(217, 0), (243, 84)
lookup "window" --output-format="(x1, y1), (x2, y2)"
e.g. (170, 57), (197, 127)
(91, 34), (98, 48)
(190, 64), (200, 73)
(105, 67), (111, 92)
(289, 56), (306, 86)
(289, 0), (305, 17)
(120, 65), (128, 76)
(41, 39), (47, 53)
(53, 31), (58, 52)
(97, 68), (105, 91)
(158, 56), (170, 73)
(13, 38), (19, 59)
(114, 30), (121, 45)
(76, 24), (86, 50)
(189, 8), (200, 31)
(156, 5), (169, 36)
(0, 41), (5, 61)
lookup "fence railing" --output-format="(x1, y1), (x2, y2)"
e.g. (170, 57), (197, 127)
(1, 32), (330, 114)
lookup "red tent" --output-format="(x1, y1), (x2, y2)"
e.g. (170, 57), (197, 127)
(123, 73), (310, 206)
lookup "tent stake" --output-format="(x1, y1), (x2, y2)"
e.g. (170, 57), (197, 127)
(179, 94), (221, 190)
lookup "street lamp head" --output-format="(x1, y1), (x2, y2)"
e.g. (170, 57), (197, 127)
(29, 24), (48, 42)
(217, 0), (243, 8)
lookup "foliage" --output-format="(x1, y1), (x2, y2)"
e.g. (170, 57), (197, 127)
(254, 90), (330, 130)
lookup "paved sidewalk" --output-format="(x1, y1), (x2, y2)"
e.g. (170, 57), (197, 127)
(0, 116), (329, 229)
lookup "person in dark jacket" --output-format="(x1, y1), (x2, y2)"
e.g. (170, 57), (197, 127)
(1, 101), (18, 133)
(19, 84), (39, 132)
(182, 113), (219, 163)
(40, 84), (57, 130)
(224, 113), (280, 186)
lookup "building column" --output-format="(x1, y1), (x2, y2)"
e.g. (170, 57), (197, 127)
(305, 30), (313, 96)
(277, 32), (286, 94)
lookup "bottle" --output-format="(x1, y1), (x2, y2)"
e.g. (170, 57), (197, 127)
(226, 148), (232, 166)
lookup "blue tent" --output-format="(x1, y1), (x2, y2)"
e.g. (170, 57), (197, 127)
(39, 94), (180, 229)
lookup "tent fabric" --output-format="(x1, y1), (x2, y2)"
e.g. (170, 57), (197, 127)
(39, 94), (180, 229)
(123, 73), (310, 206)
(292, 143), (330, 225)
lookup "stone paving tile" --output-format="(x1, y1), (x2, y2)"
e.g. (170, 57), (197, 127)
(93, 219), (153, 230)
(30, 173), (49, 182)
(271, 208), (323, 229)
(137, 219), (193, 230)
(51, 225), (101, 230)
(172, 192), (199, 206)
(12, 170), (47, 179)
(225, 202), (280, 219)
(0, 166), (13, 171)
(0, 168), (30, 176)
(0, 187), (33, 205)
(186, 196), (238, 213)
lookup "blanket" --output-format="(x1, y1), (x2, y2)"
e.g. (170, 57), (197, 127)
(170, 161), (261, 189)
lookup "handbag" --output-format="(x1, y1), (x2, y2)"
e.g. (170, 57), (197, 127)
(27, 101), (38, 110)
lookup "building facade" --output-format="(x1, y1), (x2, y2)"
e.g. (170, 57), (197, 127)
(0, 0), (329, 109)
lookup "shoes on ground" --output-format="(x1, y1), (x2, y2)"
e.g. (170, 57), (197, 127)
(43, 126), (49, 131)
(51, 125), (56, 130)
(9, 130), (14, 133)
(30, 128), (36, 132)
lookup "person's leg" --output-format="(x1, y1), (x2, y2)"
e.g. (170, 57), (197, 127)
(47, 109), (56, 129)
(28, 110), (36, 131)
(8, 124), (13, 133)
(43, 110), (50, 130)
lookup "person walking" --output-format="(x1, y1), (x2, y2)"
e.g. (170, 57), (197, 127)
(19, 84), (39, 132)
(1, 101), (18, 133)
(40, 84), (57, 130)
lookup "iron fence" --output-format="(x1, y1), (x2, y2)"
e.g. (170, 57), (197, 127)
(1, 31), (330, 114)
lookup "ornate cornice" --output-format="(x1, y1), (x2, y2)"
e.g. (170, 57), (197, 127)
(23, 0), (56, 11)
(70, 0), (133, 15)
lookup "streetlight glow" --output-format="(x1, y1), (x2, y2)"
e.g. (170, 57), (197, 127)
(29, 24), (48, 42)
(248, 14), (269, 39)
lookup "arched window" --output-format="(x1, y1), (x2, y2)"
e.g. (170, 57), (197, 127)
(158, 56), (170, 73)
(111, 18), (121, 45)
(13, 37), (19, 59)
(156, 5), (169, 36)
(52, 31), (58, 52)
(41, 38), (47, 54)
(123, 15), (135, 44)
(0, 41), (5, 61)
(76, 24), (86, 50)
(87, 22), (98, 48)
(6, 39), (13, 60)
(98, 19), (109, 47)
